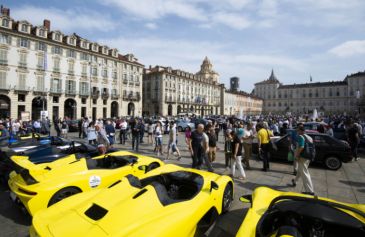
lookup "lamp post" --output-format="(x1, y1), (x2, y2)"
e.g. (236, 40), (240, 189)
(356, 89), (360, 115)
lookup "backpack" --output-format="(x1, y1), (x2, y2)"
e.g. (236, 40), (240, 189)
(300, 135), (316, 161)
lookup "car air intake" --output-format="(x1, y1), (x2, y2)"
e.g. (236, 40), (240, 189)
(85, 204), (108, 221)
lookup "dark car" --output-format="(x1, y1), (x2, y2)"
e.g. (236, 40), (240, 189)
(0, 140), (118, 184)
(271, 133), (352, 170)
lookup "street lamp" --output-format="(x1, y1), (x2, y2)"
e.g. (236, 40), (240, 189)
(356, 89), (360, 115)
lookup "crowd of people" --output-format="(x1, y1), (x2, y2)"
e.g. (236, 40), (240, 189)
(0, 113), (363, 196)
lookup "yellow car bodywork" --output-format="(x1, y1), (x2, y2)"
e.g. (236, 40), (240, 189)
(236, 187), (365, 237)
(8, 151), (163, 216)
(30, 164), (234, 237)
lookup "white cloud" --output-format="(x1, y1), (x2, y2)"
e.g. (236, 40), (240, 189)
(145, 23), (158, 30)
(213, 12), (251, 30)
(329, 40), (365, 57)
(11, 6), (116, 33)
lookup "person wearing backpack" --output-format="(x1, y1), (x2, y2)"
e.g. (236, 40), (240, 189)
(291, 125), (314, 195)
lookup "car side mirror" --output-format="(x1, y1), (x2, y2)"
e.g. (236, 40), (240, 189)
(239, 195), (252, 203)
(131, 158), (138, 166)
(210, 181), (219, 192)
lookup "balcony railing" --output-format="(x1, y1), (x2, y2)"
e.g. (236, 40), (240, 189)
(111, 94), (120, 100)
(14, 85), (29, 93)
(81, 72), (88, 77)
(165, 97), (176, 103)
(65, 89), (77, 96)
(123, 94), (141, 101)
(123, 80), (128, 84)
(18, 62), (27, 69)
(91, 91), (100, 99)
(36, 64), (44, 71)
(0, 59), (8, 66)
(53, 68), (60, 73)
(33, 87), (47, 95)
(68, 70), (75, 76)
(79, 90), (90, 97)
(101, 92), (109, 99)
(49, 88), (62, 95)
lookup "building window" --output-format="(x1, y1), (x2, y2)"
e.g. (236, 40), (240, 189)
(19, 52), (27, 67)
(102, 69), (108, 78)
(0, 71), (7, 88)
(21, 24), (28, 32)
(68, 61), (74, 74)
(37, 55), (44, 68)
(2, 18), (9, 28)
(19, 38), (29, 48)
(0, 49), (7, 65)
(53, 46), (62, 55)
(36, 75), (45, 91)
(65, 80), (76, 93)
(53, 58), (60, 71)
(92, 44), (97, 51)
(92, 67), (97, 76)
(18, 94), (25, 102)
(67, 50), (76, 58)
(18, 73), (26, 90)
(37, 42), (47, 51)
(53, 96), (59, 103)
(69, 37), (75, 45)
(39, 29), (45, 37)
(81, 98), (86, 104)
(55, 33), (61, 41)
(80, 82), (89, 94)
(93, 99), (97, 105)
(112, 71), (117, 79)
(81, 64), (87, 75)
(51, 78), (61, 92)
(82, 41), (87, 48)
(0, 33), (11, 44)
(80, 53), (89, 61)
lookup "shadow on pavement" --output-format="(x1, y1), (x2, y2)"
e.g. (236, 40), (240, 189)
(0, 185), (31, 226)
(237, 181), (290, 192)
(206, 208), (248, 237)
(339, 180), (365, 187)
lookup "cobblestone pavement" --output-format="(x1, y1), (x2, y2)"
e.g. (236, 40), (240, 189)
(1, 132), (365, 237)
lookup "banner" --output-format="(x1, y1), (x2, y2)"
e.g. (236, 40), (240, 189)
(21, 111), (30, 122)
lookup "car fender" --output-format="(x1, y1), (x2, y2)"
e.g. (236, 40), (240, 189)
(210, 175), (233, 214)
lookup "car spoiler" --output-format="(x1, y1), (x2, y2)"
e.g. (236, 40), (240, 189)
(11, 156), (39, 185)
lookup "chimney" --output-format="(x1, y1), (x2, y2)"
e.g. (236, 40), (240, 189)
(43, 19), (50, 31)
(1, 6), (10, 17)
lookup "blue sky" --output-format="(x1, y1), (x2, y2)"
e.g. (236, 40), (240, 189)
(4, 0), (365, 92)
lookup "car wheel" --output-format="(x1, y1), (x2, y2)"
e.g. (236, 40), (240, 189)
(325, 156), (342, 170)
(48, 187), (81, 207)
(146, 162), (160, 172)
(222, 183), (233, 213)
(178, 126), (183, 132)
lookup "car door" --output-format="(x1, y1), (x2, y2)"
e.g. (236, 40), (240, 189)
(271, 135), (290, 161)
(310, 135), (329, 162)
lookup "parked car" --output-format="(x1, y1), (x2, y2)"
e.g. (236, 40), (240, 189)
(236, 187), (365, 237)
(29, 164), (233, 237)
(271, 133), (352, 170)
(176, 119), (195, 132)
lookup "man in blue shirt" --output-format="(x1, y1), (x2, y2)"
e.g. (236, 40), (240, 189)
(291, 125), (314, 195)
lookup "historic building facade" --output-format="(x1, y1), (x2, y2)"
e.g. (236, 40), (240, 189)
(0, 7), (143, 121)
(143, 57), (223, 116)
(223, 90), (263, 116)
(254, 70), (365, 114)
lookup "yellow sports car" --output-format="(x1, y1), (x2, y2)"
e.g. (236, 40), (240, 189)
(236, 187), (365, 237)
(8, 151), (163, 216)
(30, 164), (233, 237)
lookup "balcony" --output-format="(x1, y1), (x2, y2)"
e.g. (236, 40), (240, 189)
(18, 62), (27, 69)
(33, 87), (47, 95)
(36, 64), (45, 71)
(123, 79), (128, 84)
(68, 70), (75, 76)
(111, 93), (120, 100)
(53, 68), (60, 73)
(91, 90), (100, 99)
(81, 72), (88, 77)
(123, 94), (141, 102)
(0, 59), (8, 66)
(0, 83), (10, 93)
(49, 88), (62, 95)
(65, 89), (77, 96)
(101, 91), (109, 99)
(14, 85), (29, 94)
(79, 90), (90, 97)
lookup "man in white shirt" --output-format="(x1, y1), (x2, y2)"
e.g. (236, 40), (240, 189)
(12, 120), (21, 135)
(33, 120), (41, 133)
(119, 118), (128, 144)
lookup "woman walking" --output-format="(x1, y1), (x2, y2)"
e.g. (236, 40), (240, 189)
(242, 123), (254, 169)
(207, 124), (217, 163)
(147, 122), (154, 145)
(154, 122), (163, 156)
(87, 122), (97, 145)
(231, 131), (246, 180)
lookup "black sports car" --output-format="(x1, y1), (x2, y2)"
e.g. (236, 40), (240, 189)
(271, 133), (353, 170)
(0, 140), (118, 184)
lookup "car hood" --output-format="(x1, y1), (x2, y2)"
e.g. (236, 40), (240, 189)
(42, 178), (198, 237)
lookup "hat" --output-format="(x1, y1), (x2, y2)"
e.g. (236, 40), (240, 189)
(237, 128), (244, 139)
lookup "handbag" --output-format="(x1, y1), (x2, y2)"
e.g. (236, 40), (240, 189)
(287, 151), (294, 162)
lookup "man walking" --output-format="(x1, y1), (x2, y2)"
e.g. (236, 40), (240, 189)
(347, 119), (360, 161)
(291, 125), (315, 195)
(257, 123), (273, 172)
(166, 121), (182, 160)
(131, 118), (141, 152)
(189, 124), (213, 172)
(119, 118), (127, 144)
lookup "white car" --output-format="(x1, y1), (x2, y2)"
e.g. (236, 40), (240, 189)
(176, 119), (195, 132)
